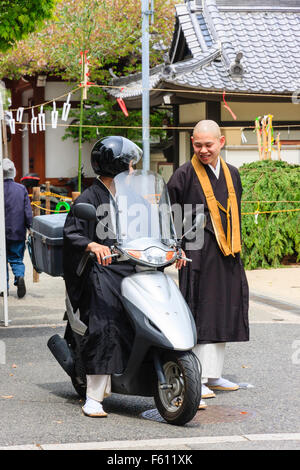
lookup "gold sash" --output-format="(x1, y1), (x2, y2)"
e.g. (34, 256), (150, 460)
(191, 155), (241, 256)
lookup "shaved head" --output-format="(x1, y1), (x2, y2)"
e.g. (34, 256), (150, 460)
(191, 120), (225, 168)
(193, 120), (221, 139)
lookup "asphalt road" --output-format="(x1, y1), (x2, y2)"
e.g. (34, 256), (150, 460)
(0, 257), (299, 451)
(0, 321), (299, 450)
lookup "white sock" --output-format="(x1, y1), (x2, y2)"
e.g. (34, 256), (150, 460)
(202, 383), (214, 395)
(83, 397), (104, 413)
(207, 377), (238, 387)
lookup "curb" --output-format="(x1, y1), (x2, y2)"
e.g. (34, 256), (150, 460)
(250, 292), (300, 315)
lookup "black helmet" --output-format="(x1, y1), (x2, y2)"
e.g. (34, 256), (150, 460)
(91, 136), (142, 177)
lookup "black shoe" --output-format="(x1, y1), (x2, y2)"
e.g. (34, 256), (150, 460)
(0, 291), (9, 297)
(17, 277), (26, 298)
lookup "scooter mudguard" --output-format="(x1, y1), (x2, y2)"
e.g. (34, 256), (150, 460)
(121, 271), (197, 350)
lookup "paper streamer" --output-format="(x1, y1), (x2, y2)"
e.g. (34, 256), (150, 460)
(51, 101), (58, 128)
(61, 93), (71, 121)
(31, 109), (37, 134)
(16, 107), (24, 123)
(241, 128), (247, 143)
(223, 91), (237, 120)
(38, 105), (46, 131)
(7, 111), (15, 134)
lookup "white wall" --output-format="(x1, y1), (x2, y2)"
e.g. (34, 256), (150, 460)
(179, 102), (206, 124)
(224, 145), (300, 168)
(44, 81), (95, 178)
(45, 111), (95, 178)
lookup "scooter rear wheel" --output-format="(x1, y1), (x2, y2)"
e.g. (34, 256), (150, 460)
(154, 350), (201, 426)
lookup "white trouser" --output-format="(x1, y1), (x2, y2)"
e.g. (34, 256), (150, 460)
(193, 343), (226, 383)
(86, 375), (111, 402)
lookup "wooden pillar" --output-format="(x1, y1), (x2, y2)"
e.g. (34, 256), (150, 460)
(206, 101), (221, 124)
(72, 192), (80, 202)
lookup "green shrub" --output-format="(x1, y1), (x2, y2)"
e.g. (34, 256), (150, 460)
(240, 160), (300, 270)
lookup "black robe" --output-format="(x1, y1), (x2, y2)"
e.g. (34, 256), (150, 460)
(167, 161), (249, 344)
(63, 178), (135, 375)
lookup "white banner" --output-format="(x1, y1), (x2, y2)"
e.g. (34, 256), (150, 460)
(0, 86), (9, 326)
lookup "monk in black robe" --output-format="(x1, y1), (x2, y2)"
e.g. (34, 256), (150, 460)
(167, 120), (249, 405)
(63, 177), (135, 376)
(63, 136), (142, 417)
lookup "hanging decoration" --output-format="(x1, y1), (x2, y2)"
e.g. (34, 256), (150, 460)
(255, 115), (276, 161)
(117, 97), (129, 117)
(7, 111), (15, 134)
(38, 105), (46, 131)
(222, 91), (237, 120)
(51, 101), (58, 128)
(61, 93), (71, 121)
(16, 107), (24, 123)
(117, 87), (129, 117)
(80, 51), (94, 100)
(30, 108), (37, 134)
(240, 128), (247, 143)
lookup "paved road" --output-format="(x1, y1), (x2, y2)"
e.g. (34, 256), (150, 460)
(0, 254), (299, 451)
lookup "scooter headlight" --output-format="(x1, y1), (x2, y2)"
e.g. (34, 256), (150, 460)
(126, 247), (176, 266)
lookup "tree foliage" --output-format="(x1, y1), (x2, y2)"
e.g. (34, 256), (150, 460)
(0, 0), (56, 52)
(240, 160), (300, 270)
(0, 0), (177, 148)
(0, 0), (177, 81)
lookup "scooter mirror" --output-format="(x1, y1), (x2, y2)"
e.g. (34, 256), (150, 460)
(73, 203), (97, 221)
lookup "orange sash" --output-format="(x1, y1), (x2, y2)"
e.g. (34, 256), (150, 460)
(191, 155), (241, 256)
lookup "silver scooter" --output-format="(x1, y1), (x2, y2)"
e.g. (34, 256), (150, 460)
(48, 170), (204, 425)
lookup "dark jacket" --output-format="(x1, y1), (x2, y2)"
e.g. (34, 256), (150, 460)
(4, 179), (32, 241)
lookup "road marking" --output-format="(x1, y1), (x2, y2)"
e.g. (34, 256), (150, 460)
(0, 433), (299, 450)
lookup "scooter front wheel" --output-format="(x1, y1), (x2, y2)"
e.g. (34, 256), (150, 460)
(154, 350), (201, 426)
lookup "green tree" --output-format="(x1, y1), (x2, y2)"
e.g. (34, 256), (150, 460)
(0, 0), (56, 52)
(240, 160), (300, 270)
(0, 0), (176, 80)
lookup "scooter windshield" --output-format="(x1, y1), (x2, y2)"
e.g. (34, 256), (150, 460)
(110, 170), (177, 248)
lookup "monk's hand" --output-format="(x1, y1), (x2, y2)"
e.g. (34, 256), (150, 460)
(175, 249), (187, 270)
(86, 242), (112, 266)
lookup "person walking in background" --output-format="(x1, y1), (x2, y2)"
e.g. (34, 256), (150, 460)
(2, 158), (32, 298)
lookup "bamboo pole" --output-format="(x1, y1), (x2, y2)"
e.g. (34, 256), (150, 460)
(255, 118), (263, 160)
(32, 187), (40, 283)
(1, 119), (8, 158)
(267, 114), (273, 160)
(261, 116), (268, 160)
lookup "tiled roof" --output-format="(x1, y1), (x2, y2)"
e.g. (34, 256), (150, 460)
(109, 0), (300, 100)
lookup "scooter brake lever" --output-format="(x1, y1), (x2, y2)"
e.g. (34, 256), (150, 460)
(180, 256), (192, 262)
(102, 253), (119, 261)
